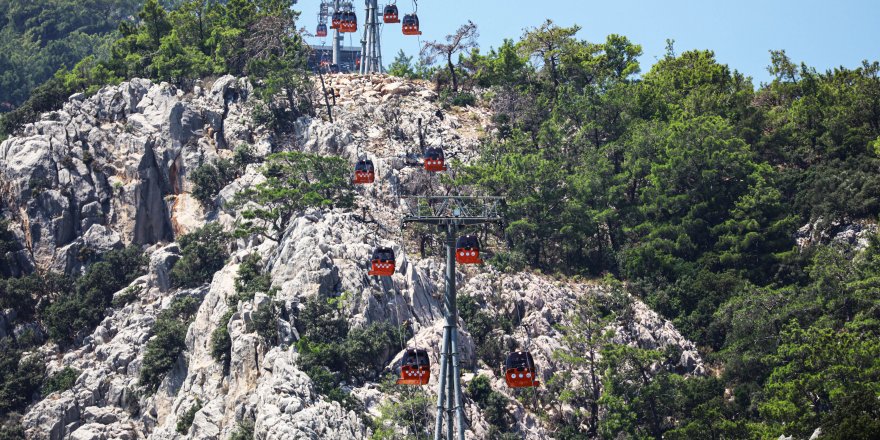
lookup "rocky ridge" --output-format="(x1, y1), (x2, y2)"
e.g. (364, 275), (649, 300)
(0, 74), (703, 440)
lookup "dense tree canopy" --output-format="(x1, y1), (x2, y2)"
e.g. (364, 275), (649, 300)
(0, 0), (152, 111)
(1, 0), (311, 137)
(452, 20), (880, 438)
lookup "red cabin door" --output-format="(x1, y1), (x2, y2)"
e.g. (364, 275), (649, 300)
(353, 170), (374, 184)
(456, 248), (482, 264)
(424, 158), (445, 172)
(504, 368), (540, 388)
(396, 365), (430, 385)
(368, 260), (395, 277)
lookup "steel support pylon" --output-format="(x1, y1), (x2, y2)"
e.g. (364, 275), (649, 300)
(360, 0), (383, 73)
(432, 224), (466, 440)
(331, 0), (342, 65)
(400, 196), (504, 440)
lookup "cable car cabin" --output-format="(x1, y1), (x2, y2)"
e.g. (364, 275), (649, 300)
(316, 23), (328, 37)
(423, 147), (446, 172)
(455, 235), (482, 264)
(353, 159), (375, 184)
(504, 351), (540, 388)
(342, 11), (357, 33)
(368, 247), (395, 277)
(383, 5), (400, 23)
(331, 11), (342, 29)
(396, 348), (430, 385)
(402, 14), (421, 36)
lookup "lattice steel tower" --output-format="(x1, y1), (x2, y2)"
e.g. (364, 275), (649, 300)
(359, 0), (383, 73)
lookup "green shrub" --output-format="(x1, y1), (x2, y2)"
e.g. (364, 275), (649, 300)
(232, 144), (260, 169)
(191, 158), (238, 209)
(1, 272), (71, 324)
(467, 375), (513, 429)
(139, 319), (187, 394)
(370, 388), (433, 439)
(139, 296), (202, 393)
(44, 246), (146, 345)
(176, 400), (202, 434)
(251, 101), (279, 131)
(111, 285), (143, 308)
(294, 295), (405, 409)
(229, 253), (272, 306)
(229, 419), (255, 440)
(295, 295), (349, 343)
(251, 302), (278, 345)
(451, 92), (477, 107)
(0, 415), (25, 440)
(210, 310), (234, 371)
(343, 323), (396, 381)
(303, 365), (361, 412)
(42, 367), (80, 396)
(487, 250), (527, 273)
(0, 342), (45, 415)
(169, 223), (231, 288)
(0, 75), (71, 136)
(457, 295), (513, 368)
(0, 220), (21, 278)
(233, 152), (355, 242)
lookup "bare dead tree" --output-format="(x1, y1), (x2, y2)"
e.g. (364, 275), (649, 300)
(245, 15), (295, 61)
(420, 21), (479, 93)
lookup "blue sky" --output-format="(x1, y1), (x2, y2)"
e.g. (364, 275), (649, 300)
(297, 0), (879, 85)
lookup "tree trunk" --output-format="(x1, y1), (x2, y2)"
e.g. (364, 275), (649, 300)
(588, 350), (600, 435)
(638, 365), (663, 440)
(447, 53), (458, 93)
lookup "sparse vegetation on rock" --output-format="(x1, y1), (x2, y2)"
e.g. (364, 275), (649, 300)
(169, 223), (231, 288)
(139, 295), (201, 393)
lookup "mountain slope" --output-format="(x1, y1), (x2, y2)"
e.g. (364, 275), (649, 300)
(0, 75), (702, 439)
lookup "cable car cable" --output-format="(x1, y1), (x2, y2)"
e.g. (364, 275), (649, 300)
(390, 279), (421, 437)
(390, 225), (429, 439)
(397, 204), (433, 440)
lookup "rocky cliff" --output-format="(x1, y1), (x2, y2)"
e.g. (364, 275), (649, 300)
(0, 75), (703, 439)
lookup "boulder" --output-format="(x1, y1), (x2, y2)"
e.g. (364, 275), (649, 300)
(149, 243), (181, 291)
(381, 82), (413, 96)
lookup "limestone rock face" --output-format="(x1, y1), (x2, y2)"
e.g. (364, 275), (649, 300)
(9, 74), (703, 440)
(0, 75), (258, 274)
(797, 217), (878, 250)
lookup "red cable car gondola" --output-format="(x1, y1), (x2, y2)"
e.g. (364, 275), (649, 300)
(402, 13), (421, 36)
(316, 23), (328, 37)
(343, 11), (357, 33)
(353, 159), (374, 184)
(424, 147), (446, 172)
(383, 4), (400, 23)
(504, 351), (540, 388)
(331, 11), (342, 29)
(455, 235), (482, 264)
(368, 247), (395, 277)
(396, 348), (430, 386)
